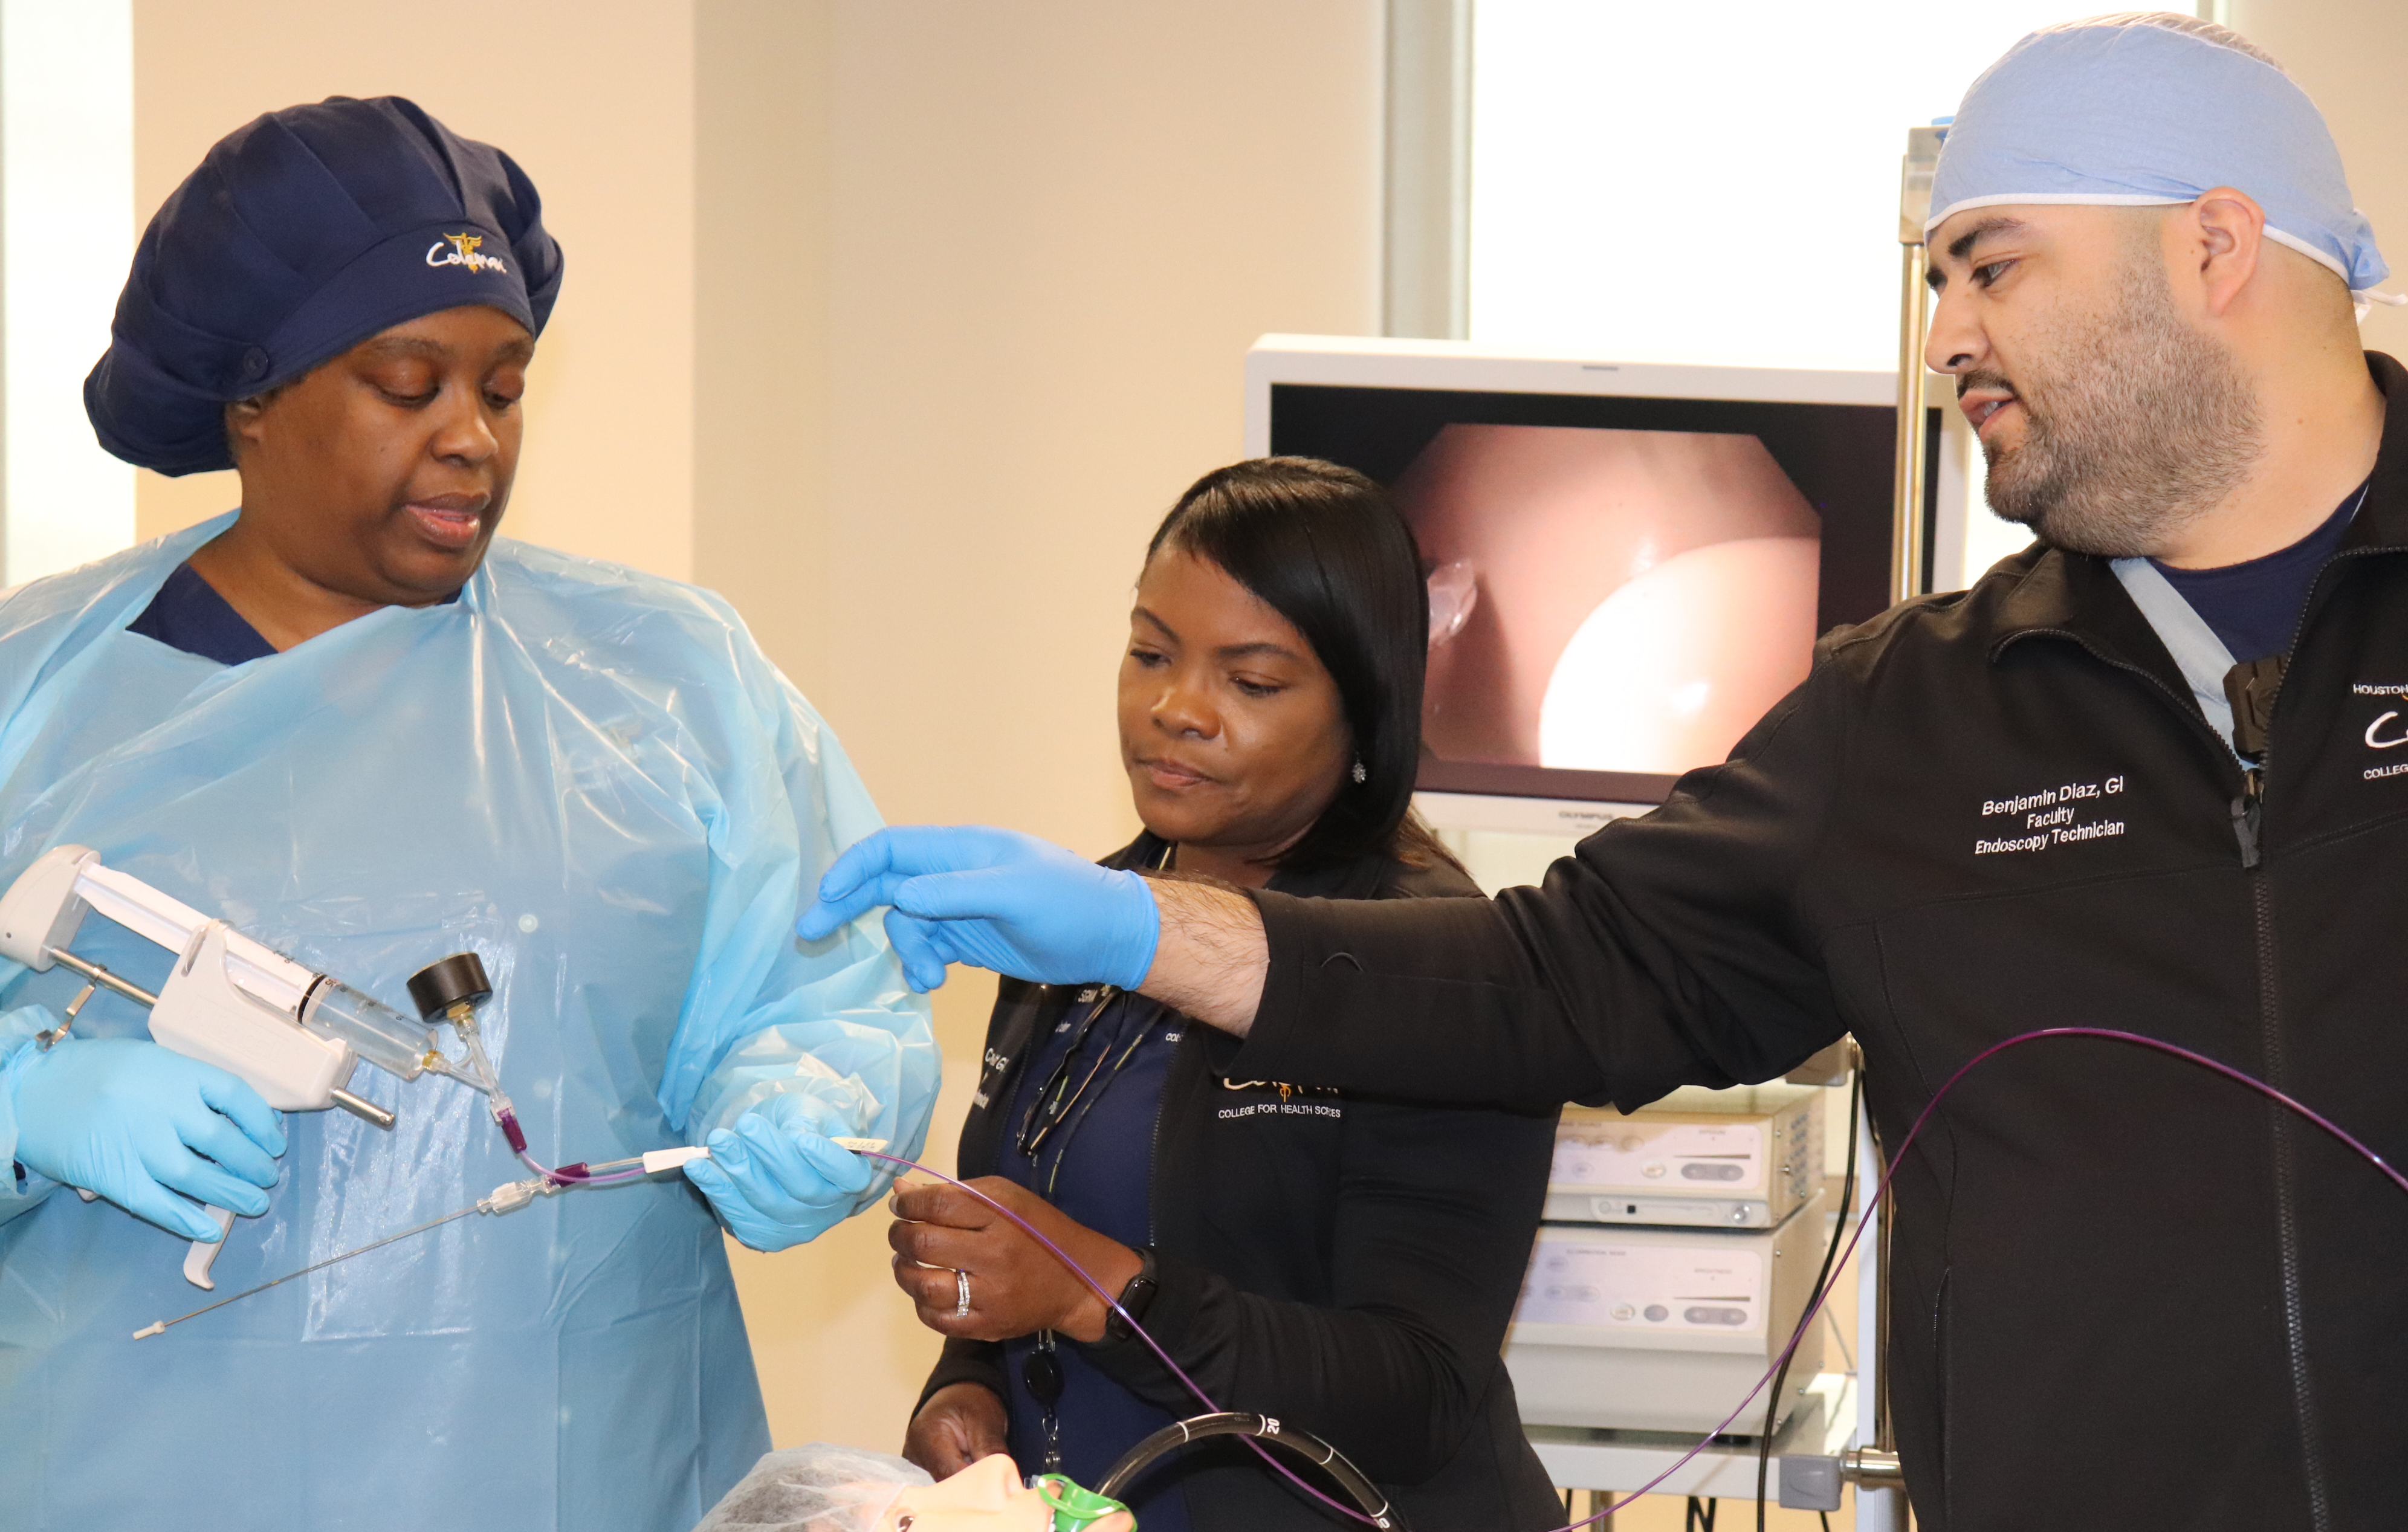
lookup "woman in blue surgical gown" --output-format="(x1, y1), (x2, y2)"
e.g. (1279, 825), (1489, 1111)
(0, 97), (935, 1530)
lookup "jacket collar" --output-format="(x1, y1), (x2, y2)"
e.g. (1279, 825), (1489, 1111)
(1990, 349), (2408, 673)
(1104, 829), (1389, 901)
(2341, 349), (2408, 551)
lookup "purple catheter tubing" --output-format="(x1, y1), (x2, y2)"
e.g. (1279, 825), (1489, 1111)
(864, 1026), (2408, 1532)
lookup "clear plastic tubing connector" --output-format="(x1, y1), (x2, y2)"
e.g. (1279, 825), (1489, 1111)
(301, 978), (434, 1082)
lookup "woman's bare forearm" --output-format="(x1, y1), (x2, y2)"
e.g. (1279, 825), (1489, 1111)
(1135, 877), (1267, 1036)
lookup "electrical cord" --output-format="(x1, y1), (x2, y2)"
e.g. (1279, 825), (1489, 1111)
(1756, 1070), (1860, 1531)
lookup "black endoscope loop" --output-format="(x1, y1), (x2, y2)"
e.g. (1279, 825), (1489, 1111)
(1096, 1411), (1404, 1530)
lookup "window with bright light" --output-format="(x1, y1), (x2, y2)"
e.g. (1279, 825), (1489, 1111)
(1468, 1), (2112, 372)
(1468, 0), (2112, 587)
(2, 0), (134, 587)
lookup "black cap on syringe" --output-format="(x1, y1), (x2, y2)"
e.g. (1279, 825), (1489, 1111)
(409, 952), (492, 1021)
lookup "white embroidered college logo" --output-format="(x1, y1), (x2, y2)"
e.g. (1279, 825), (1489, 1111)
(2347, 685), (2408, 778)
(425, 232), (507, 274)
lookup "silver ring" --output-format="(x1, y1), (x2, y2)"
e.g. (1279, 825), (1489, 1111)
(953, 1268), (972, 1319)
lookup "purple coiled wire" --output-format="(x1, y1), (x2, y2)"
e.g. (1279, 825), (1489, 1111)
(865, 1026), (2408, 1531)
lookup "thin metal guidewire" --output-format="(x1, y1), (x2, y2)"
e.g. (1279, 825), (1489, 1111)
(138, 1202), (483, 1337)
(140, 1131), (646, 1336)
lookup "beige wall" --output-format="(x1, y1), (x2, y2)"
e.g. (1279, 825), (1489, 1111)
(695, 1), (833, 702)
(2229, 1), (2408, 360)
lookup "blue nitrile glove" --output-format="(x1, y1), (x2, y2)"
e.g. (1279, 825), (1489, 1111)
(10, 1036), (285, 1241)
(685, 1093), (878, 1251)
(796, 825), (1159, 994)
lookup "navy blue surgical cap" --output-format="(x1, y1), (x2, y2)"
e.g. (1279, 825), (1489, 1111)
(86, 95), (564, 476)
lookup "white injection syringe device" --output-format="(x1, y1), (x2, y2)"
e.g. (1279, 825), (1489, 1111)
(0, 845), (438, 1123)
(0, 844), (454, 1288)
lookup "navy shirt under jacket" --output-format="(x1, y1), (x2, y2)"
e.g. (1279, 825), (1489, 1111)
(126, 561), (462, 667)
(125, 562), (276, 666)
(2150, 482), (2366, 661)
(994, 987), (1189, 1532)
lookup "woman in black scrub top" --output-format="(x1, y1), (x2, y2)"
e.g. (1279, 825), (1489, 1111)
(886, 457), (1565, 1531)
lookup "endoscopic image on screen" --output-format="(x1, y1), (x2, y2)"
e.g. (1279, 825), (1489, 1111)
(1267, 382), (1898, 804)
(1400, 422), (1820, 783)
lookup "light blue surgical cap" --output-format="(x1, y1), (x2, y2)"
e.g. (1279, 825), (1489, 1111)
(1929, 12), (2390, 300)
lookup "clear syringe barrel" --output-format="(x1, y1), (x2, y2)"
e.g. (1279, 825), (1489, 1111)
(302, 980), (433, 1081)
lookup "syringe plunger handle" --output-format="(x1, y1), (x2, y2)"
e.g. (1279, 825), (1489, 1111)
(409, 952), (491, 1021)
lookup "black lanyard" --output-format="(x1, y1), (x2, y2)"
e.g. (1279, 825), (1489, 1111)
(1012, 841), (1174, 1179)
(1018, 841), (1173, 1471)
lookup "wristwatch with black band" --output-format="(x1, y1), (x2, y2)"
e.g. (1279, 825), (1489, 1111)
(1102, 1245), (1160, 1344)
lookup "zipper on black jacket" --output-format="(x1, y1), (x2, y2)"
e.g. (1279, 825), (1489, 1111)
(2232, 770), (2264, 868)
(2246, 846), (2331, 1532)
(2019, 618), (2334, 1525)
(2227, 538), (2355, 1530)
(2239, 744), (2330, 1530)
(2242, 546), (2360, 1532)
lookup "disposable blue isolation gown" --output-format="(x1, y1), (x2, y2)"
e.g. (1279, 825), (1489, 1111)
(0, 519), (937, 1530)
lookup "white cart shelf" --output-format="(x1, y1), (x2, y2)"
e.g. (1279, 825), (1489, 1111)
(1528, 1372), (1857, 1501)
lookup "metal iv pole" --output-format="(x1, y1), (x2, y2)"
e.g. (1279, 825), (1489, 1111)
(1859, 120), (1950, 1532)
(1891, 123), (1945, 607)
(1770, 123), (1942, 1532)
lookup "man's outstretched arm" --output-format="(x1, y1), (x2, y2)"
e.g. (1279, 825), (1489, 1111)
(798, 660), (1856, 1107)
(1136, 878), (1268, 1037)
(795, 825), (1618, 1105)
(794, 824), (1269, 1034)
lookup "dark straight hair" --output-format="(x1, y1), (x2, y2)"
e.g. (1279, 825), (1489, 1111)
(1144, 456), (1454, 874)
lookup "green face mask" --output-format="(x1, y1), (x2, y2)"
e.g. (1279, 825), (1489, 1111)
(1031, 1474), (1134, 1531)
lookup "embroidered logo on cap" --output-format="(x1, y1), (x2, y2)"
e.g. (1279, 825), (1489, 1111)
(425, 232), (507, 274)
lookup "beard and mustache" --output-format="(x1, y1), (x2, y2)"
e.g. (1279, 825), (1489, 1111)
(1973, 239), (2265, 560)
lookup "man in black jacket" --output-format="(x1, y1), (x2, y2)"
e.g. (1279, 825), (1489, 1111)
(805, 15), (2402, 1529)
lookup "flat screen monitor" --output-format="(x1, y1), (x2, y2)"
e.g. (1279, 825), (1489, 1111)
(1245, 336), (1954, 823)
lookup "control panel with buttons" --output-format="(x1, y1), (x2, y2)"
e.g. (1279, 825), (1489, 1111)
(1542, 1081), (1824, 1229)
(1505, 1188), (1830, 1434)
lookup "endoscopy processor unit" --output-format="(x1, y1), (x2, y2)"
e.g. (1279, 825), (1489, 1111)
(1545, 1082), (1823, 1230)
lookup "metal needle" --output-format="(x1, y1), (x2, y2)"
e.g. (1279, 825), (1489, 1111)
(133, 1201), (482, 1340)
